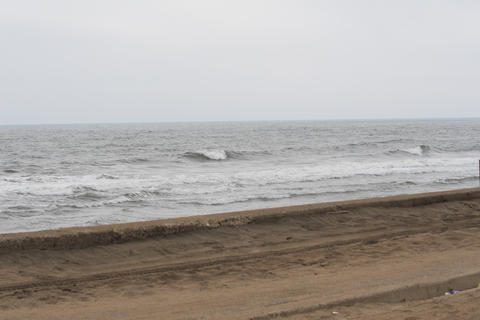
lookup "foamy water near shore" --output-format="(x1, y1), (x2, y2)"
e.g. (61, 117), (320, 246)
(1, 119), (479, 233)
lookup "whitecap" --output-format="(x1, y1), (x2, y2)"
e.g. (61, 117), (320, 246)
(183, 149), (228, 161)
(390, 145), (431, 156)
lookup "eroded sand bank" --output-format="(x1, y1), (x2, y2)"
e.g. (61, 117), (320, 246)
(1, 188), (480, 319)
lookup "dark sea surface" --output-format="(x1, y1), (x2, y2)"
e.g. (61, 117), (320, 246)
(1, 119), (479, 233)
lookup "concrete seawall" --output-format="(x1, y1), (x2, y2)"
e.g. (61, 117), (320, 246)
(1, 187), (479, 253)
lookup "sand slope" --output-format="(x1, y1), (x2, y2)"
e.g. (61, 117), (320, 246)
(1, 188), (480, 319)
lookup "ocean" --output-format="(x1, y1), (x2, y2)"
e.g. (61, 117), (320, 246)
(1, 119), (479, 233)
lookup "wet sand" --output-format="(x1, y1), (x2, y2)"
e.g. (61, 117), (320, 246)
(1, 188), (480, 319)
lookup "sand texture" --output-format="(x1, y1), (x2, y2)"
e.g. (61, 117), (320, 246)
(2, 188), (480, 319)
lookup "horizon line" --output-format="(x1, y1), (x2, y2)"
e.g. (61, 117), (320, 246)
(1, 116), (480, 127)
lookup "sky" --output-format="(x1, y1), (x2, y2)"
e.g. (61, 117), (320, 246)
(1, 0), (479, 125)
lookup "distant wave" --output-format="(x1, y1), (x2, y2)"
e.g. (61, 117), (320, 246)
(376, 138), (413, 144)
(345, 139), (412, 148)
(119, 157), (149, 164)
(96, 174), (119, 180)
(437, 145), (480, 153)
(70, 186), (105, 200)
(389, 145), (431, 156)
(183, 150), (228, 161)
(3, 169), (18, 174)
(123, 190), (165, 201)
(183, 149), (271, 161)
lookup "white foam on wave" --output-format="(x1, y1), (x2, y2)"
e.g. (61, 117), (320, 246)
(0, 156), (477, 198)
(200, 149), (228, 160)
(399, 145), (431, 156)
(1, 155), (479, 234)
(183, 149), (228, 161)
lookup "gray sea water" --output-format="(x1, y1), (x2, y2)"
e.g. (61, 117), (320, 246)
(1, 119), (479, 234)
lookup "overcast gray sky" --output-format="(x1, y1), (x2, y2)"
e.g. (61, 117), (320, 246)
(1, 0), (479, 124)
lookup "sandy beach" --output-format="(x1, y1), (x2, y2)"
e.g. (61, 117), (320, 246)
(2, 188), (480, 319)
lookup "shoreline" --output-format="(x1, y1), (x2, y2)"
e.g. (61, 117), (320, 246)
(3, 187), (480, 319)
(2, 187), (480, 253)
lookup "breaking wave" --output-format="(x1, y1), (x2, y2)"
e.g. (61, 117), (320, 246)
(183, 150), (228, 161)
(183, 149), (272, 161)
(389, 145), (431, 156)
